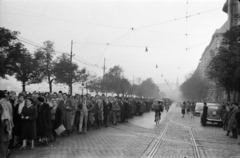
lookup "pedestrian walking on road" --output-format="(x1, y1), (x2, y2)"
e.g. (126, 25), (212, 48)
(235, 104), (240, 145)
(181, 102), (186, 118)
(222, 103), (229, 131)
(201, 102), (208, 126)
(186, 101), (190, 115)
(190, 102), (196, 118)
(227, 103), (238, 138)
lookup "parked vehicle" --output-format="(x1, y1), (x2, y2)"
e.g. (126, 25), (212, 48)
(195, 102), (204, 116)
(176, 102), (182, 107)
(200, 103), (223, 126)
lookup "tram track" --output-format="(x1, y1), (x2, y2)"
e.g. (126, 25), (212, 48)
(145, 111), (201, 158)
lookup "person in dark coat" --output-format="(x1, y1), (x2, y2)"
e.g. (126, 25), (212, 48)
(201, 102), (208, 126)
(124, 98), (129, 122)
(103, 97), (112, 127)
(50, 100), (62, 141)
(235, 104), (240, 145)
(181, 102), (186, 118)
(19, 98), (37, 150)
(119, 98), (125, 123)
(36, 96), (52, 145)
(136, 99), (141, 116)
(12, 94), (25, 147)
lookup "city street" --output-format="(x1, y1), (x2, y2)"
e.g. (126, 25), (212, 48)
(10, 103), (240, 158)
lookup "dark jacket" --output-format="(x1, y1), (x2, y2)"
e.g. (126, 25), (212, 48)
(13, 103), (23, 136)
(21, 105), (37, 140)
(51, 107), (62, 130)
(37, 102), (52, 137)
(235, 109), (240, 128)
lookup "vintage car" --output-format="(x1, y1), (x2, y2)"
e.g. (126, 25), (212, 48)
(200, 103), (223, 126)
(195, 102), (204, 116)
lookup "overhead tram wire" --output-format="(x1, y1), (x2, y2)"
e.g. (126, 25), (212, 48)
(0, 4), (129, 31)
(17, 36), (102, 69)
(135, 6), (223, 30)
(178, 0), (189, 72)
(95, 28), (134, 65)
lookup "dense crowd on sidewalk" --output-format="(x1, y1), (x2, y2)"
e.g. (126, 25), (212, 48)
(0, 90), (153, 158)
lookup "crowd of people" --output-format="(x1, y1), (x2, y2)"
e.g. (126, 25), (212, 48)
(180, 101), (196, 118)
(222, 102), (240, 145)
(0, 90), (153, 158)
(180, 101), (240, 145)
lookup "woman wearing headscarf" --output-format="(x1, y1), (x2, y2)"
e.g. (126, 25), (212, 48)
(36, 96), (52, 145)
(19, 98), (37, 150)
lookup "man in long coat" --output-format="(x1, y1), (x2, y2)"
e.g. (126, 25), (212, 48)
(201, 102), (208, 126)
(58, 93), (74, 136)
(227, 103), (238, 138)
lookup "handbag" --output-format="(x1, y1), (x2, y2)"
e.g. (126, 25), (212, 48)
(55, 124), (66, 136)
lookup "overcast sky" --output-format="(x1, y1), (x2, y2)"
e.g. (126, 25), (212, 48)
(0, 0), (227, 91)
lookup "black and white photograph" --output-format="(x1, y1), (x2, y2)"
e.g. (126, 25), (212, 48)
(0, 0), (240, 157)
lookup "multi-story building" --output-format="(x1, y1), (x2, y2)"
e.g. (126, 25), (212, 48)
(195, 0), (240, 102)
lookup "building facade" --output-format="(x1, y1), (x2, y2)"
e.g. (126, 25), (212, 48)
(195, 0), (240, 102)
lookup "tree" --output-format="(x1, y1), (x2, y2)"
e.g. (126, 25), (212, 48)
(86, 74), (102, 94)
(137, 78), (158, 97)
(180, 71), (210, 101)
(102, 65), (127, 96)
(7, 43), (39, 91)
(207, 25), (240, 101)
(34, 41), (56, 92)
(54, 53), (88, 94)
(119, 78), (131, 97)
(0, 27), (19, 78)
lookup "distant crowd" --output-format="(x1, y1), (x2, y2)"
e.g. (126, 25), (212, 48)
(0, 90), (153, 158)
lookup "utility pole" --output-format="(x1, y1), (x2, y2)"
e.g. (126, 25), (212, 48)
(133, 75), (134, 85)
(103, 58), (106, 76)
(69, 40), (74, 95)
(102, 58), (106, 94)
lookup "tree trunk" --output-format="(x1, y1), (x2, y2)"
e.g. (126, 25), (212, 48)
(22, 82), (26, 92)
(237, 92), (240, 103)
(233, 91), (237, 102)
(69, 84), (72, 95)
(227, 90), (230, 102)
(49, 79), (53, 93)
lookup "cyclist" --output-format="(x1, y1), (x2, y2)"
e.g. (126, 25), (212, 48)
(154, 101), (163, 122)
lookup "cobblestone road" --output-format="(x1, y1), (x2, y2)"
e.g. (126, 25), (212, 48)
(10, 104), (240, 158)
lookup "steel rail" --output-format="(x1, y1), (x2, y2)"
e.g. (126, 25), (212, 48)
(146, 122), (170, 158)
(188, 127), (201, 158)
